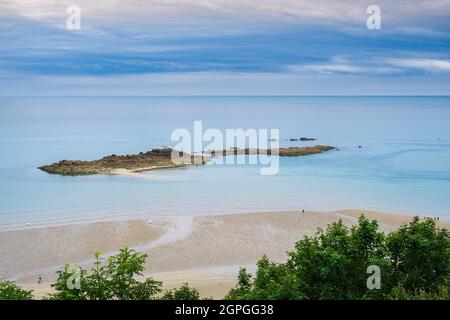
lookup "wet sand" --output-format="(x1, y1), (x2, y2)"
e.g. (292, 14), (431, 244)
(1, 210), (448, 299)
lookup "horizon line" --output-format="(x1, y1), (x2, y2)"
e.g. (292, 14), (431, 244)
(1, 95), (450, 98)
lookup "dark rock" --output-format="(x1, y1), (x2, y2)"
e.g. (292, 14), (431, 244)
(299, 137), (317, 141)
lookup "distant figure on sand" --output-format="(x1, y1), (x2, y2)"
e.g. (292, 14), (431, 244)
(38, 275), (42, 284)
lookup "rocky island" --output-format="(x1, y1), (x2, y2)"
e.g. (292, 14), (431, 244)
(38, 148), (205, 176)
(39, 145), (335, 176)
(211, 145), (334, 156)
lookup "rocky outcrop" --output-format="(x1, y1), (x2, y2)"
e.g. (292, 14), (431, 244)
(287, 137), (317, 142)
(210, 145), (335, 156)
(299, 137), (317, 141)
(38, 148), (205, 175)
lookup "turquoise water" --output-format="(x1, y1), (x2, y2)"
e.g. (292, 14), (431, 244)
(0, 96), (450, 229)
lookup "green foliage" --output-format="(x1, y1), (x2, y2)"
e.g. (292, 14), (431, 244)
(227, 216), (449, 300)
(47, 246), (162, 300)
(225, 268), (253, 299)
(386, 217), (449, 293)
(162, 283), (200, 300)
(386, 284), (450, 300)
(0, 281), (33, 300)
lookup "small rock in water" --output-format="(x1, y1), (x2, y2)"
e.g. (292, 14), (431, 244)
(358, 145), (362, 149)
(299, 137), (317, 141)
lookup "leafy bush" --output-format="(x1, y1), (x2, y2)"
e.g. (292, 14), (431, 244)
(0, 281), (33, 300)
(47, 247), (162, 300)
(162, 283), (200, 300)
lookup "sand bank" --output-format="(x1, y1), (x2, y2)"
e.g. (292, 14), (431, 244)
(1, 210), (447, 299)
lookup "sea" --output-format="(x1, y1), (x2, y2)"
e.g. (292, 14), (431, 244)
(0, 96), (449, 230)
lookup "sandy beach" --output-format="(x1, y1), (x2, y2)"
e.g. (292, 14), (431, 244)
(1, 210), (448, 299)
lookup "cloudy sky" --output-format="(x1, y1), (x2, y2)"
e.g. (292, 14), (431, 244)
(1, 0), (450, 95)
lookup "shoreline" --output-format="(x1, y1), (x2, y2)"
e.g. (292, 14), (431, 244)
(2, 206), (448, 233)
(1, 209), (448, 299)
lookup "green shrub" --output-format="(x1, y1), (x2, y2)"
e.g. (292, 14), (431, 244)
(0, 281), (33, 300)
(162, 283), (200, 300)
(47, 246), (162, 300)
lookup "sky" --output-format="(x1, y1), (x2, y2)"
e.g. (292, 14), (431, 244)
(1, 0), (450, 95)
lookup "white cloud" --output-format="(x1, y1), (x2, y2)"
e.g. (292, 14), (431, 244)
(387, 58), (450, 73)
(292, 64), (362, 74)
(287, 56), (450, 75)
(286, 56), (402, 75)
(2, 0), (450, 26)
(393, 27), (450, 38)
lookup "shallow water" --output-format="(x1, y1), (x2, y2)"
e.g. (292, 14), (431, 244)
(0, 96), (449, 229)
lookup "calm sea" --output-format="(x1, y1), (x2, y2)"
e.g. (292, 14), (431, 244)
(0, 96), (449, 230)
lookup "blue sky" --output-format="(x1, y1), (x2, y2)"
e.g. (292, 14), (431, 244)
(1, 0), (450, 95)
